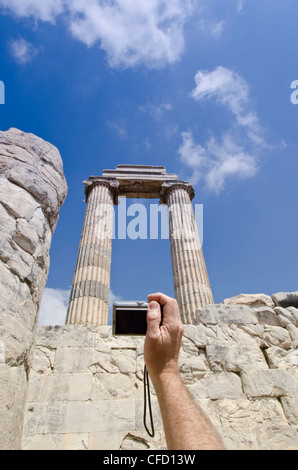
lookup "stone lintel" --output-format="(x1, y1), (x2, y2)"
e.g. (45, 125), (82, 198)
(102, 164), (170, 177)
(84, 165), (180, 203)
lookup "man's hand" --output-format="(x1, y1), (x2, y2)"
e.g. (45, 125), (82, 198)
(143, 292), (224, 450)
(144, 292), (184, 383)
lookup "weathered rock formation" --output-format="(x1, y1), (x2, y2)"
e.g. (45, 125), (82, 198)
(0, 128), (67, 449)
(21, 293), (298, 450)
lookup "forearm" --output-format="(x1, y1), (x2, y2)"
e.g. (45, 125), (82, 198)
(151, 371), (224, 451)
(144, 294), (224, 450)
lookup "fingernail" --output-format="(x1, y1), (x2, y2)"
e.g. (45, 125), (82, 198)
(149, 301), (159, 310)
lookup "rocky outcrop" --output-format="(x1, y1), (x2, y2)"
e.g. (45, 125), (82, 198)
(21, 295), (298, 450)
(0, 128), (67, 450)
(272, 292), (298, 309)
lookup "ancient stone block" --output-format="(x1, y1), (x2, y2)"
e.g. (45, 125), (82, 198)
(183, 324), (207, 347)
(287, 307), (298, 326)
(206, 342), (266, 372)
(54, 347), (95, 373)
(0, 364), (28, 449)
(196, 304), (257, 326)
(241, 369), (298, 398)
(275, 306), (296, 327)
(201, 372), (243, 400)
(35, 325), (94, 349)
(262, 326), (292, 349)
(216, 397), (296, 450)
(223, 293), (275, 308)
(255, 307), (281, 326)
(27, 372), (93, 403)
(264, 346), (298, 369)
(280, 396), (298, 426)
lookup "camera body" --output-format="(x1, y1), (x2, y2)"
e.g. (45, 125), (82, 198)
(112, 301), (149, 336)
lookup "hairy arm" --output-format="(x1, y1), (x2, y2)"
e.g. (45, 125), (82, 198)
(144, 293), (224, 451)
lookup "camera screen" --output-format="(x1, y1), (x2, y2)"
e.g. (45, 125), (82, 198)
(114, 308), (147, 336)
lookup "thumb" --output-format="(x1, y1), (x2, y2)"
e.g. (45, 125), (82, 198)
(146, 301), (161, 337)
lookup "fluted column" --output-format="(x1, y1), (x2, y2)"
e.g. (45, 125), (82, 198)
(66, 179), (118, 326)
(161, 182), (214, 324)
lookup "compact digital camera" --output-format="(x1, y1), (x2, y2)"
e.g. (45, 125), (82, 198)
(112, 301), (149, 336)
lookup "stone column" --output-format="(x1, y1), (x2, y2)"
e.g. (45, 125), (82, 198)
(66, 178), (118, 326)
(161, 182), (214, 324)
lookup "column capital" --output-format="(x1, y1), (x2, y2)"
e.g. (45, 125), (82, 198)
(160, 180), (195, 204)
(83, 177), (120, 205)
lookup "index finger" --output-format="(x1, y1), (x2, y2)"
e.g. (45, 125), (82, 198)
(147, 292), (181, 321)
(147, 292), (174, 306)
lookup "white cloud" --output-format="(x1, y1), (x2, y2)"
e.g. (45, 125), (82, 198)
(191, 66), (251, 124)
(107, 119), (127, 139)
(198, 19), (225, 38)
(143, 138), (151, 151)
(38, 287), (70, 326)
(108, 290), (123, 325)
(178, 131), (208, 184)
(165, 123), (178, 140)
(140, 101), (173, 121)
(178, 66), (265, 193)
(9, 38), (39, 64)
(178, 131), (258, 193)
(190, 66), (267, 142)
(0, 0), (64, 22)
(68, 0), (195, 69)
(0, 1), (248, 70)
(236, 0), (245, 12)
(0, 0), (196, 69)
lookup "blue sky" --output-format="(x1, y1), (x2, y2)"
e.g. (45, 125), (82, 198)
(0, 0), (297, 325)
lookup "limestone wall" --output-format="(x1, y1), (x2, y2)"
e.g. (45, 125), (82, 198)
(0, 128), (67, 449)
(22, 293), (298, 450)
